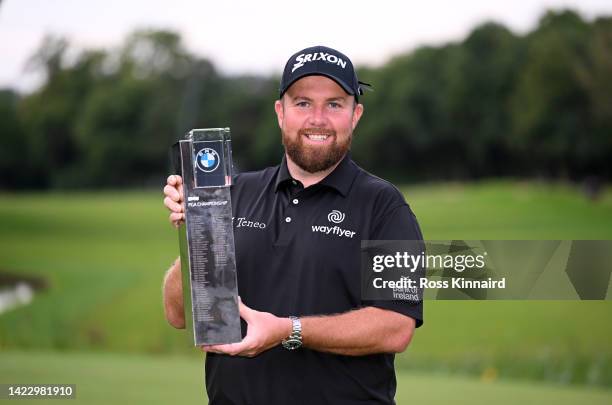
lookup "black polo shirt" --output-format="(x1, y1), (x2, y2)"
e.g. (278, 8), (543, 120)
(205, 153), (423, 405)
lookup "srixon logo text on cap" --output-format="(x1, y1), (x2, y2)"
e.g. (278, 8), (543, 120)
(292, 52), (347, 72)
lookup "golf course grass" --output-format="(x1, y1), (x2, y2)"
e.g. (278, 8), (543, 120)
(2, 350), (610, 404)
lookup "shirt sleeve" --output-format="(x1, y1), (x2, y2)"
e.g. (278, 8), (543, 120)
(362, 203), (425, 328)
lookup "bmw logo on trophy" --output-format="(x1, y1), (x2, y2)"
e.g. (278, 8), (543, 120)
(170, 128), (241, 345)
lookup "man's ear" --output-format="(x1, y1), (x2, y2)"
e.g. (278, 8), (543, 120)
(274, 99), (284, 129)
(352, 103), (364, 130)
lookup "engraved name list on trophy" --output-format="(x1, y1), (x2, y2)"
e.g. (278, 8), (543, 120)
(171, 128), (242, 346)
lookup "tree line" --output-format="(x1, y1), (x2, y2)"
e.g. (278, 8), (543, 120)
(1, 9), (610, 189)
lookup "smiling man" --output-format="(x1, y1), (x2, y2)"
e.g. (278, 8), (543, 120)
(277, 74), (361, 180)
(163, 45), (424, 404)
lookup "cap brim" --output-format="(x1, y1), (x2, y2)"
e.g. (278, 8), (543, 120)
(280, 72), (355, 98)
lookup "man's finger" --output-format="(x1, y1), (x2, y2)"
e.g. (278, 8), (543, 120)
(167, 175), (183, 186)
(170, 212), (184, 221)
(206, 342), (248, 356)
(163, 185), (182, 203)
(201, 345), (222, 354)
(178, 182), (184, 201)
(169, 212), (184, 225)
(164, 196), (183, 213)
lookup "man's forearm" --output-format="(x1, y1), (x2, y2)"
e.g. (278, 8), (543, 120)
(163, 257), (185, 329)
(300, 307), (415, 356)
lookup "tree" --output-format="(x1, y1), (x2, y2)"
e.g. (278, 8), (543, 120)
(574, 16), (612, 178)
(446, 22), (524, 176)
(0, 90), (27, 188)
(19, 37), (105, 187)
(510, 10), (592, 177)
(74, 30), (198, 186)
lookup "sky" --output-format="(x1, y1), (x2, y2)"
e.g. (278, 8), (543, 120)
(1, 0), (611, 92)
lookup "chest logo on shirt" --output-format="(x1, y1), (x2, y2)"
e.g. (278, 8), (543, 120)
(327, 210), (345, 224)
(311, 210), (356, 238)
(233, 217), (267, 230)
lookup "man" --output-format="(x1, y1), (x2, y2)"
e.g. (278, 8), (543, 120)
(163, 45), (423, 404)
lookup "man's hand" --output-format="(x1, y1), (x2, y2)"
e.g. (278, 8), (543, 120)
(201, 299), (291, 357)
(164, 175), (184, 227)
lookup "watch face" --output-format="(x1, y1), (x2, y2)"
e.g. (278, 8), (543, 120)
(282, 338), (302, 350)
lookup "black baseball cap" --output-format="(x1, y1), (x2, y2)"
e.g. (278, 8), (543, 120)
(279, 45), (371, 101)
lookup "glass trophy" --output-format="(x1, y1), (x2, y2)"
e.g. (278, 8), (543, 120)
(171, 128), (241, 345)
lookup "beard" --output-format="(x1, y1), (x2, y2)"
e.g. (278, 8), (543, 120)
(282, 127), (352, 173)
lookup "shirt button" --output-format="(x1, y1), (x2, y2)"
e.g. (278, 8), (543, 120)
(292, 199), (299, 205)
(285, 217), (292, 223)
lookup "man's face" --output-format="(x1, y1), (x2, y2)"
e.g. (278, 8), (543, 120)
(274, 75), (364, 173)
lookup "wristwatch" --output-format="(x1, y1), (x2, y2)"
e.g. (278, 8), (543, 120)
(281, 316), (302, 350)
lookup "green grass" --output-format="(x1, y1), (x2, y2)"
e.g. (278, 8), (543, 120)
(404, 180), (612, 239)
(0, 192), (179, 352)
(1, 350), (610, 404)
(1, 350), (205, 404)
(0, 181), (611, 388)
(405, 301), (612, 385)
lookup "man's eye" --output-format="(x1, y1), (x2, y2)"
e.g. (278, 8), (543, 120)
(296, 101), (310, 107)
(329, 102), (341, 108)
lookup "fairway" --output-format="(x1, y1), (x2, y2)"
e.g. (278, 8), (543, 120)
(1, 181), (611, 393)
(1, 350), (610, 404)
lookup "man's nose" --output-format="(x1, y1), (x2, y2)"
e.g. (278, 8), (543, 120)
(307, 105), (327, 127)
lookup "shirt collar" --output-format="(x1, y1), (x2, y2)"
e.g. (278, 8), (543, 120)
(274, 153), (358, 197)
(274, 154), (294, 191)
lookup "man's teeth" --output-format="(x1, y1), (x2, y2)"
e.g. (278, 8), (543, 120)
(306, 134), (328, 141)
